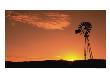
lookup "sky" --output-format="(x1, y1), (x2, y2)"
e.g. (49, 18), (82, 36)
(5, 10), (106, 62)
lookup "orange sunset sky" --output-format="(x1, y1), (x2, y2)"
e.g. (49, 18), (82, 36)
(5, 10), (106, 62)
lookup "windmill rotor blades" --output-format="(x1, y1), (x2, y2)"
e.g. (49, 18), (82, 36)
(75, 29), (81, 34)
(75, 22), (92, 36)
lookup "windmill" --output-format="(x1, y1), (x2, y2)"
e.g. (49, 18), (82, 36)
(75, 22), (93, 60)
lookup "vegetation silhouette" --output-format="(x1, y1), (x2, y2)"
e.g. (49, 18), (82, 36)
(5, 59), (106, 68)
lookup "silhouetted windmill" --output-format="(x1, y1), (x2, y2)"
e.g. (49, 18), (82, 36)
(75, 22), (93, 60)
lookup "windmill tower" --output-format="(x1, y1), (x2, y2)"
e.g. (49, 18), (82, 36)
(75, 22), (93, 60)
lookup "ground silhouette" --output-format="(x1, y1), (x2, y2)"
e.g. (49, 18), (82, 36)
(5, 59), (106, 68)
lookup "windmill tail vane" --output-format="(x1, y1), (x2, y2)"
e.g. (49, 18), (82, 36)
(75, 22), (93, 60)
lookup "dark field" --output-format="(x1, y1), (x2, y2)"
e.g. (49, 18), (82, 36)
(5, 59), (106, 68)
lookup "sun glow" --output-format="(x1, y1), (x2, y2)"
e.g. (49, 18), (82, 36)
(63, 52), (81, 61)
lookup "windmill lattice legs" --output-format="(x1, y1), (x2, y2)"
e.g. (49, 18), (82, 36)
(84, 37), (93, 60)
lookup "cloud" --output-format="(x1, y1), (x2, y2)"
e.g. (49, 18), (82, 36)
(6, 11), (71, 30)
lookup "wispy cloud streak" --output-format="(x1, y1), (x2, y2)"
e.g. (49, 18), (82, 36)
(6, 11), (71, 30)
